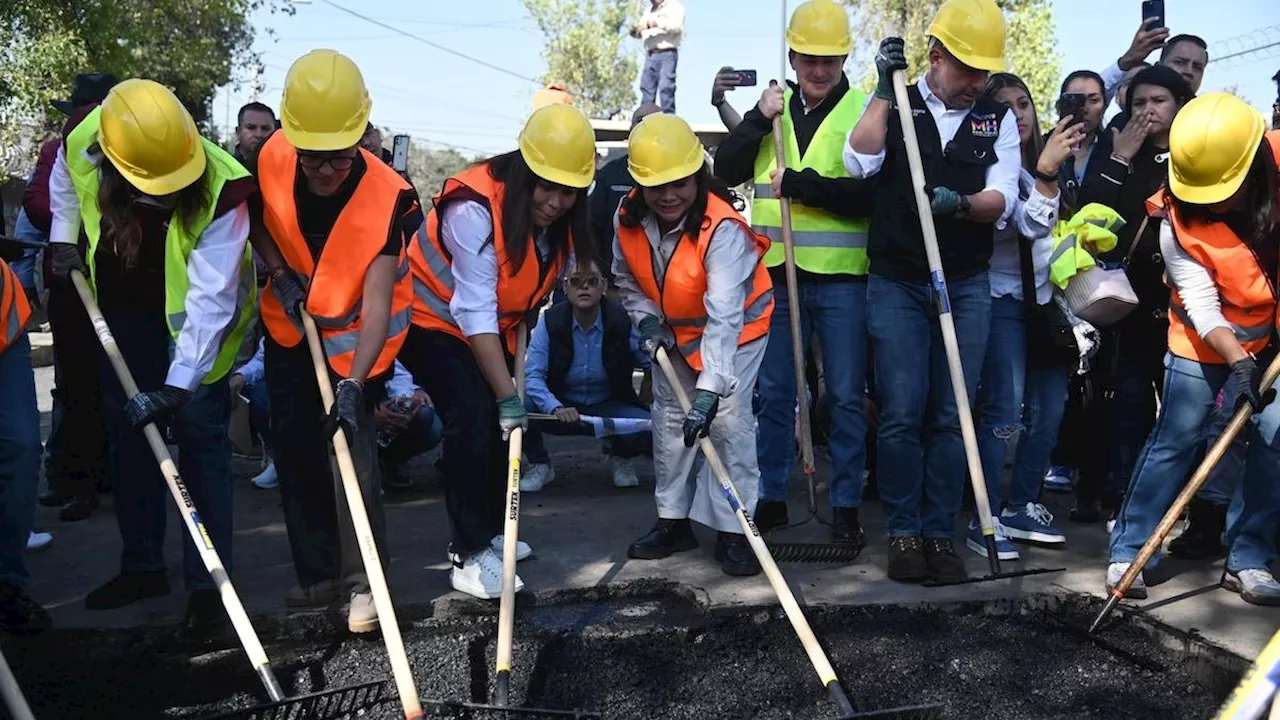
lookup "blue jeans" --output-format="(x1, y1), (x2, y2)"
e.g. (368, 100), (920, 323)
(1191, 389), (1249, 507)
(0, 336), (43, 587)
(639, 49), (677, 113)
(976, 296), (1070, 512)
(868, 272), (991, 539)
(524, 398), (651, 464)
(242, 378), (272, 455)
(1226, 376), (1280, 571)
(757, 278), (868, 508)
(98, 300), (234, 591)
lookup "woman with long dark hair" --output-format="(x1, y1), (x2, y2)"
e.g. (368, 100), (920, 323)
(613, 114), (774, 577)
(969, 73), (1087, 561)
(1107, 93), (1280, 606)
(404, 103), (595, 599)
(45, 79), (257, 628)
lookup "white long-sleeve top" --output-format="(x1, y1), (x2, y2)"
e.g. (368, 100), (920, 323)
(49, 145), (250, 391)
(611, 210), (758, 397)
(1159, 218), (1233, 340)
(439, 199), (555, 338)
(842, 75), (1022, 223)
(989, 169), (1061, 304)
(637, 0), (684, 51)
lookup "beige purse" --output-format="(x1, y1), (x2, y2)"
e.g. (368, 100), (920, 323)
(1063, 215), (1147, 327)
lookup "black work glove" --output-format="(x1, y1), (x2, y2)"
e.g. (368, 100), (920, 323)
(49, 243), (86, 283)
(323, 378), (364, 440)
(1228, 356), (1275, 413)
(682, 390), (720, 448)
(874, 37), (908, 100)
(124, 385), (193, 429)
(269, 268), (307, 320)
(638, 314), (676, 359)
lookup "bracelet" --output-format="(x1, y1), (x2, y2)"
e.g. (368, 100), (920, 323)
(712, 98), (726, 108)
(337, 378), (364, 391)
(1034, 168), (1058, 183)
(1110, 153), (1131, 167)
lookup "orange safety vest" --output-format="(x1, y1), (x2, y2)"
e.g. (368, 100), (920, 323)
(0, 258), (32, 356)
(615, 190), (774, 371)
(257, 133), (414, 378)
(1152, 130), (1280, 365)
(408, 164), (567, 354)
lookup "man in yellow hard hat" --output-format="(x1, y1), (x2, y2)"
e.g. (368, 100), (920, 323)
(714, 0), (877, 551)
(845, 0), (1021, 585)
(250, 49), (420, 632)
(45, 79), (258, 630)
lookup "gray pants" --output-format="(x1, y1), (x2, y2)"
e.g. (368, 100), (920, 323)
(652, 338), (765, 533)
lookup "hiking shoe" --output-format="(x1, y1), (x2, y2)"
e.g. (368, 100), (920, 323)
(715, 533), (761, 577)
(753, 500), (789, 533)
(184, 589), (227, 636)
(285, 578), (342, 608)
(886, 536), (930, 582)
(347, 592), (379, 633)
(1043, 465), (1074, 493)
(58, 494), (99, 522)
(965, 520), (1020, 561)
(250, 460), (278, 490)
(1106, 562), (1147, 600)
(451, 548), (522, 600)
(520, 463), (555, 493)
(27, 531), (52, 553)
(85, 570), (170, 610)
(1000, 503), (1066, 544)
(1222, 569), (1280, 607)
(1169, 500), (1226, 560)
(830, 507), (866, 556)
(0, 583), (50, 635)
(924, 539), (968, 584)
(627, 518), (698, 560)
(609, 456), (640, 488)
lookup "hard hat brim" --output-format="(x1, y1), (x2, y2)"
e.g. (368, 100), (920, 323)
(527, 160), (594, 190)
(948, 49), (1009, 72)
(281, 123), (367, 153)
(786, 42), (852, 57)
(628, 158), (704, 188)
(104, 140), (208, 197)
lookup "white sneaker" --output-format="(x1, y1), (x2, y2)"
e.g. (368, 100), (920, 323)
(26, 531), (52, 553)
(251, 460), (278, 489)
(520, 463), (554, 492)
(1222, 569), (1280, 606)
(347, 591), (378, 633)
(451, 548), (524, 600)
(609, 456), (639, 488)
(1106, 562), (1147, 599)
(491, 535), (532, 561)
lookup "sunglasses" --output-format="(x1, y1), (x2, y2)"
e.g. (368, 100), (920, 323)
(298, 153), (356, 171)
(567, 275), (603, 289)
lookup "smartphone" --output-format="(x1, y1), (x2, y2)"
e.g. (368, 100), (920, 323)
(392, 134), (410, 173)
(724, 69), (758, 87)
(1141, 0), (1165, 29)
(1060, 93), (1087, 124)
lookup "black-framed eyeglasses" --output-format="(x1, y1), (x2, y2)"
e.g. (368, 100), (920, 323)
(298, 153), (356, 171)
(567, 275), (603, 289)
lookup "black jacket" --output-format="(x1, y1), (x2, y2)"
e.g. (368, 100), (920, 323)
(544, 298), (639, 407)
(588, 154), (633, 284)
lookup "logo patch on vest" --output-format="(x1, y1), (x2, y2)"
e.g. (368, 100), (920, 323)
(969, 114), (999, 138)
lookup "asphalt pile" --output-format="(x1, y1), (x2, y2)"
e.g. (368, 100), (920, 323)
(3, 588), (1228, 720)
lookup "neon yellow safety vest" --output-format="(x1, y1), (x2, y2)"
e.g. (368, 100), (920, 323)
(65, 106), (256, 385)
(751, 86), (870, 275)
(1047, 203), (1125, 290)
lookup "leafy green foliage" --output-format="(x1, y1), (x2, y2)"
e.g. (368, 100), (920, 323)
(522, 0), (639, 120)
(406, 141), (475, 203)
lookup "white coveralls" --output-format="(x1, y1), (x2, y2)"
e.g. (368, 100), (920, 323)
(613, 208), (765, 533)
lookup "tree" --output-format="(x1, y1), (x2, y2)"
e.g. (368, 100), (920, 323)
(522, 0), (638, 120)
(840, 0), (1060, 130)
(406, 142), (475, 206)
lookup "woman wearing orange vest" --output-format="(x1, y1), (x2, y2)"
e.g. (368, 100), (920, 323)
(1107, 94), (1280, 607)
(0, 254), (48, 633)
(253, 50), (418, 632)
(614, 114), (774, 577)
(404, 103), (595, 600)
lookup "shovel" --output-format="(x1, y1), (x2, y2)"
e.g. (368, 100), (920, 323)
(887, 70), (1064, 586)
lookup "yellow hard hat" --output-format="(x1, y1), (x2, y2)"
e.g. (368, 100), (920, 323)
(280, 49), (372, 151)
(927, 0), (1009, 72)
(99, 79), (206, 197)
(1169, 93), (1267, 205)
(786, 0), (852, 57)
(518, 103), (596, 189)
(627, 114), (705, 188)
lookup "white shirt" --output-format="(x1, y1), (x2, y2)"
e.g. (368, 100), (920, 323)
(989, 169), (1061, 304)
(611, 209), (758, 397)
(439, 199), (556, 338)
(638, 0), (684, 51)
(842, 75), (1022, 222)
(1100, 61), (1127, 126)
(49, 145), (250, 391)
(1159, 218), (1232, 340)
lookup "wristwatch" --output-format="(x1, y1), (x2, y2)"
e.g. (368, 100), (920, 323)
(955, 194), (972, 219)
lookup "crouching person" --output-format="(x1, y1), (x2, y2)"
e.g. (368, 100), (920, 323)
(613, 115), (774, 577)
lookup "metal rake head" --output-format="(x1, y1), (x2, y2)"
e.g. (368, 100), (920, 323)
(766, 542), (864, 563)
(827, 703), (947, 719)
(200, 681), (390, 720)
(422, 698), (601, 718)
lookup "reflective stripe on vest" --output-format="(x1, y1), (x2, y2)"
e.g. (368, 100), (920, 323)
(0, 260), (33, 354)
(65, 107), (254, 385)
(256, 132), (415, 378)
(750, 85), (870, 275)
(1168, 303), (1275, 344)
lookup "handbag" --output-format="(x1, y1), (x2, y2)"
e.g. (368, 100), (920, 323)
(1062, 216), (1146, 327)
(1019, 231), (1078, 369)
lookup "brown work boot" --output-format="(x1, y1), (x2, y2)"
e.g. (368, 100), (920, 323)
(285, 579), (342, 608)
(886, 536), (930, 582)
(924, 538), (968, 584)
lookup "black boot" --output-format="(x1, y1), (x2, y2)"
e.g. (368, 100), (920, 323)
(627, 519), (698, 560)
(715, 533), (761, 576)
(830, 507), (866, 557)
(85, 570), (170, 610)
(1169, 500), (1227, 559)
(886, 536), (930, 582)
(923, 538), (968, 584)
(0, 583), (51, 635)
(753, 500), (789, 533)
(184, 589), (227, 637)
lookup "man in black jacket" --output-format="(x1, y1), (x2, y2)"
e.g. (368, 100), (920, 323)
(588, 103), (661, 286)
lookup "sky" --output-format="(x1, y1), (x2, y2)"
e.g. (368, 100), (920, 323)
(211, 0), (1280, 157)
